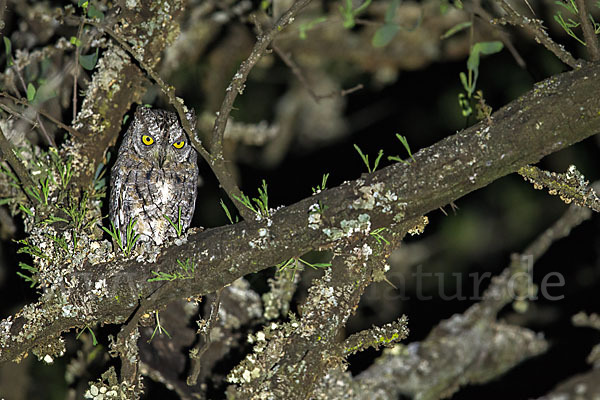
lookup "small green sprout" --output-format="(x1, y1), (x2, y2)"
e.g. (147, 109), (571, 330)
(354, 144), (384, 173)
(4, 36), (13, 66)
(49, 148), (73, 190)
(370, 227), (390, 245)
(372, 0), (401, 47)
(148, 258), (195, 282)
(18, 204), (33, 217)
(102, 218), (140, 256)
(149, 311), (171, 342)
(276, 256), (332, 280)
(16, 262), (38, 288)
(388, 134), (416, 164)
(299, 16), (328, 39)
(45, 232), (69, 252)
(42, 214), (69, 226)
(0, 162), (19, 188)
(76, 325), (98, 346)
(26, 83), (36, 102)
(220, 199), (239, 224)
(339, 0), (372, 29)
(458, 41), (503, 117)
(312, 173), (329, 194)
(233, 179), (270, 218)
(164, 207), (183, 237)
(24, 177), (49, 205)
(15, 238), (47, 259)
(553, 0), (597, 46)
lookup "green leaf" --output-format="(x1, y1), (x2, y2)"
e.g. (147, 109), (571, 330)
(372, 23), (400, 47)
(384, 0), (401, 23)
(3, 36), (13, 66)
(467, 41), (503, 72)
(87, 4), (105, 20)
(70, 36), (82, 47)
(459, 71), (470, 92)
(474, 41), (504, 56)
(555, 0), (577, 14)
(33, 82), (57, 104)
(298, 16), (327, 40)
(441, 21), (472, 39)
(79, 48), (99, 71)
(78, 0), (89, 8)
(26, 83), (36, 102)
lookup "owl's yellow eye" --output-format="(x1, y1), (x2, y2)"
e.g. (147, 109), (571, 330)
(172, 140), (185, 149)
(141, 135), (154, 146)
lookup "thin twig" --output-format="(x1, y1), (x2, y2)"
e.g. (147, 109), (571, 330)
(518, 165), (600, 212)
(0, 103), (36, 126)
(0, 91), (83, 138)
(0, 122), (37, 204)
(470, 0), (526, 68)
(73, 18), (85, 122)
(497, 0), (580, 69)
(187, 287), (224, 386)
(11, 68), (56, 149)
(35, 115), (57, 148)
(272, 44), (364, 103)
(272, 44), (320, 101)
(574, 0), (600, 61)
(210, 0), (313, 156)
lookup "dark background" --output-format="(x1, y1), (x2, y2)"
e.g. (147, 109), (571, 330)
(1, 1), (600, 399)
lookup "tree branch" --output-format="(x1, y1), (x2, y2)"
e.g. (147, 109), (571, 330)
(1, 61), (600, 364)
(313, 191), (595, 399)
(497, 0), (580, 69)
(574, 0), (600, 61)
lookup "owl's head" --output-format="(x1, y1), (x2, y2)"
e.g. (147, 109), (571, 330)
(127, 106), (198, 167)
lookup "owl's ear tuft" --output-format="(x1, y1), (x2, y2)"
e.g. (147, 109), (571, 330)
(134, 105), (151, 120)
(184, 108), (197, 128)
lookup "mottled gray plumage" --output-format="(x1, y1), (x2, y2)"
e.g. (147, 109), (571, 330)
(109, 106), (198, 246)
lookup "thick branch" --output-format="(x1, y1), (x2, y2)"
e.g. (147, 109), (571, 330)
(1, 61), (600, 364)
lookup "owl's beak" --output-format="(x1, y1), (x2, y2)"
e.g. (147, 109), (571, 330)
(158, 148), (167, 168)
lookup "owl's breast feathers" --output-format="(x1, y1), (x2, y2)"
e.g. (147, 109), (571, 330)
(109, 155), (198, 246)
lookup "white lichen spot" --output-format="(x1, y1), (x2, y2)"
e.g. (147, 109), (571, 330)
(62, 304), (75, 318)
(43, 354), (54, 364)
(242, 369), (252, 382)
(91, 279), (107, 297)
(408, 216), (429, 236)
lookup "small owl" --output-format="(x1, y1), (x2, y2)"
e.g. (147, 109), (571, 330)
(109, 106), (199, 247)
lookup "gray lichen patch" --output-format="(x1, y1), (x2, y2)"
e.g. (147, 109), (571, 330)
(351, 181), (400, 214)
(322, 213), (371, 242)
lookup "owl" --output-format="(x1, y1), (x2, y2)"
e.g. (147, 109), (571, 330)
(109, 106), (199, 247)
